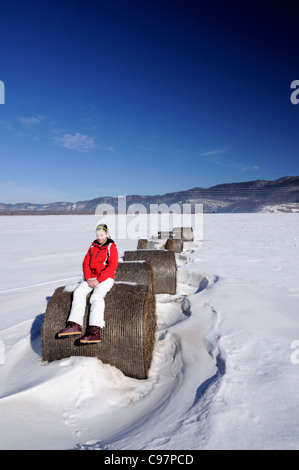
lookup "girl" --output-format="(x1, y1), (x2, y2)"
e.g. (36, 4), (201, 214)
(57, 224), (118, 343)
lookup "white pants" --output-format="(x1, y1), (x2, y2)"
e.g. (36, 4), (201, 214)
(68, 278), (114, 328)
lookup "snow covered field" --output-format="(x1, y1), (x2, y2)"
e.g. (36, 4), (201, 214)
(0, 213), (299, 450)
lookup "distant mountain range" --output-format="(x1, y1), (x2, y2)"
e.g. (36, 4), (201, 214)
(1, 176), (299, 214)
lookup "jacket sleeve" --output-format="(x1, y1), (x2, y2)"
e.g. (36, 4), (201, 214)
(82, 247), (93, 280)
(97, 243), (119, 282)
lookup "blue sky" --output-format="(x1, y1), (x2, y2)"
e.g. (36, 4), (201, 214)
(0, 0), (298, 203)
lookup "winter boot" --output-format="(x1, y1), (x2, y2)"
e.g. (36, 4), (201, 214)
(57, 321), (82, 337)
(80, 326), (101, 344)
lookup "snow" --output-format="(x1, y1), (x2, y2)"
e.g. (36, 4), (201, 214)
(0, 213), (299, 450)
(261, 203), (299, 213)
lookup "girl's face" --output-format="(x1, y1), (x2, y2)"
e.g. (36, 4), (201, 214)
(96, 229), (108, 245)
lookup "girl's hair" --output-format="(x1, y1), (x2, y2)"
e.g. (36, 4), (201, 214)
(96, 223), (108, 232)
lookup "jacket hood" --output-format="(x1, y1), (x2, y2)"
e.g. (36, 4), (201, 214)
(92, 238), (114, 247)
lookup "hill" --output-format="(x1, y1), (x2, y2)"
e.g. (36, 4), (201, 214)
(1, 176), (299, 214)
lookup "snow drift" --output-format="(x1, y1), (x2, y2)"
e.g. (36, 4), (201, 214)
(0, 213), (299, 450)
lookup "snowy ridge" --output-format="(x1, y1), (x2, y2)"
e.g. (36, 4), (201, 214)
(261, 203), (299, 213)
(1, 176), (299, 214)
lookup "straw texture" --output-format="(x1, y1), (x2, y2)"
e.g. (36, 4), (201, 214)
(115, 260), (155, 293)
(137, 239), (157, 249)
(173, 227), (194, 241)
(137, 239), (148, 249)
(41, 282), (156, 379)
(165, 238), (183, 253)
(123, 250), (177, 295)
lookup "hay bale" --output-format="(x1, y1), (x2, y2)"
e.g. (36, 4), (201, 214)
(123, 250), (177, 295)
(173, 227), (194, 241)
(115, 261), (154, 293)
(146, 240), (158, 249)
(158, 231), (173, 239)
(165, 238), (183, 253)
(41, 282), (156, 379)
(137, 239), (158, 250)
(138, 238), (157, 249)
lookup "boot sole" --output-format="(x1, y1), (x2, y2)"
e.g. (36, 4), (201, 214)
(80, 339), (101, 344)
(57, 332), (82, 337)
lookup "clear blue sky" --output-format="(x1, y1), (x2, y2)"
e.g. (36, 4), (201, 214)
(0, 0), (298, 203)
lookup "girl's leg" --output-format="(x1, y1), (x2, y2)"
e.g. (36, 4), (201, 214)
(89, 278), (114, 327)
(67, 281), (93, 326)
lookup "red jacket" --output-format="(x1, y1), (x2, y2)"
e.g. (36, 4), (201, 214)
(82, 238), (118, 282)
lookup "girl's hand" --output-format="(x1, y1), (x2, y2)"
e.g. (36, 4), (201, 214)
(87, 278), (99, 287)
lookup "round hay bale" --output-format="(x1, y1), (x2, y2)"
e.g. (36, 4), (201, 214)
(137, 239), (148, 249)
(41, 282), (156, 379)
(165, 238), (183, 253)
(137, 239), (159, 250)
(123, 250), (177, 295)
(158, 231), (173, 239)
(146, 240), (158, 250)
(173, 227), (194, 241)
(115, 261), (155, 294)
